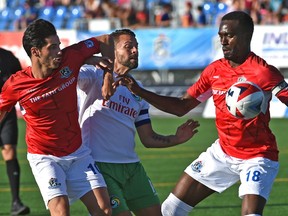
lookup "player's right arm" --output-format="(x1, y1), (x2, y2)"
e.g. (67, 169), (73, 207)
(118, 75), (201, 117)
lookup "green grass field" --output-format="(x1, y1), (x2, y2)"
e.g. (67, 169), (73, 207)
(0, 117), (288, 215)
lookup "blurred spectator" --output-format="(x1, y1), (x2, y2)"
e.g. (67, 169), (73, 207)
(14, 0), (37, 30)
(181, 1), (195, 27)
(129, 9), (149, 29)
(276, 0), (288, 23)
(83, 0), (103, 19)
(248, 0), (262, 24)
(101, 0), (118, 18)
(260, 6), (279, 25)
(155, 3), (173, 27)
(196, 5), (207, 27)
(38, 0), (55, 7)
(225, 0), (245, 13)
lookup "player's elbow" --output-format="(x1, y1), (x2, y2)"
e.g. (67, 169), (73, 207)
(141, 141), (153, 148)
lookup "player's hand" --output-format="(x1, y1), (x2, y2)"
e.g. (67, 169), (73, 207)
(115, 75), (141, 95)
(175, 119), (199, 143)
(85, 56), (114, 71)
(102, 71), (116, 100)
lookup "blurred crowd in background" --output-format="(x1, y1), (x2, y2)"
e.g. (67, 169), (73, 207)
(0, 0), (288, 31)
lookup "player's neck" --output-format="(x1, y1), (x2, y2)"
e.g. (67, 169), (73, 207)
(31, 63), (54, 79)
(114, 66), (131, 76)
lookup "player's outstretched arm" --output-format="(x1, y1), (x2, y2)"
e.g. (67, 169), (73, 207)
(118, 75), (200, 116)
(137, 119), (199, 148)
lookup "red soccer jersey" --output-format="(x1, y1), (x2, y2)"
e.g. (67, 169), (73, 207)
(187, 52), (288, 161)
(0, 38), (101, 156)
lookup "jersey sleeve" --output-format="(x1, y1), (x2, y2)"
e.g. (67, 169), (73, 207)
(62, 38), (101, 71)
(262, 65), (288, 106)
(78, 65), (102, 93)
(273, 80), (288, 106)
(135, 81), (151, 127)
(187, 64), (213, 102)
(0, 75), (18, 112)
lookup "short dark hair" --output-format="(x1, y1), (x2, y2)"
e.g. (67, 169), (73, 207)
(110, 29), (136, 44)
(22, 19), (57, 57)
(221, 11), (254, 41)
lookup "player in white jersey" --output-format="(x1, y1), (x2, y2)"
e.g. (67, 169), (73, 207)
(77, 29), (200, 216)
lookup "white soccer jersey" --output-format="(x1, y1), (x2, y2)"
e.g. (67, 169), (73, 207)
(78, 65), (150, 163)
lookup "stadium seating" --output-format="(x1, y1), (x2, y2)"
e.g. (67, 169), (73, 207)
(0, 8), (13, 30)
(53, 6), (68, 29)
(203, 2), (228, 25)
(37, 6), (55, 22)
(0, 20), (7, 30)
(65, 5), (84, 29)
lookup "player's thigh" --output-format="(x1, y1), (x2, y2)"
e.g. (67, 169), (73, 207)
(81, 188), (111, 216)
(125, 163), (160, 213)
(185, 141), (240, 194)
(67, 155), (107, 204)
(96, 162), (133, 215)
(239, 157), (279, 201)
(27, 154), (68, 209)
(172, 172), (215, 207)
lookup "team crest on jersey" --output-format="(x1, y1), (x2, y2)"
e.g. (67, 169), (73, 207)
(110, 195), (120, 208)
(237, 76), (247, 82)
(132, 93), (142, 101)
(48, 178), (61, 189)
(191, 160), (203, 173)
(59, 67), (72, 78)
(84, 40), (94, 48)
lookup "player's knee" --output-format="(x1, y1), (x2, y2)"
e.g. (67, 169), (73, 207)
(98, 203), (112, 216)
(102, 206), (112, 216)
(161, 193), (193, 216)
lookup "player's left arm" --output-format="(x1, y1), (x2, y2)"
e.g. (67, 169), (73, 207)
(273, 82), (288, 106)
(266, 66), (288, 106)
(94, 35), (115, 100)
(136, 119), (199, 148)
(84, 56), (116, 98)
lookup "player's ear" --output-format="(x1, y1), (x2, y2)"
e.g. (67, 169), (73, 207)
(31, 47), (40, 58)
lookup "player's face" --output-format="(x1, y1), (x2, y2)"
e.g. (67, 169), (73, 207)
(115, 34), (138, 74)
(218, 20), (248, 65)
(38, 35), (62, 70)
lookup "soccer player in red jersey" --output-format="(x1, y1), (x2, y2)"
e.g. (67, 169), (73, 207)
(0, 19), (114, 216)
(119, 11), (288, 216)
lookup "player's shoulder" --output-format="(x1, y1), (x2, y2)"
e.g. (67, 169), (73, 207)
(207, 57), (227, 70)
(250, 53), (281, 74)
(248, 52), (274, 71)
(80, 65), (103, 76)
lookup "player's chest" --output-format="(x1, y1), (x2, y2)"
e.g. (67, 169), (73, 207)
(210, 67), (261, 91)
(96, 87), (143, 117)
(19, 74), (77, 108)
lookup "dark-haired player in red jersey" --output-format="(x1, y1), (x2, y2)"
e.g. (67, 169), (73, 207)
(0, 19), (114, 216)
(119, 11), (288, 216)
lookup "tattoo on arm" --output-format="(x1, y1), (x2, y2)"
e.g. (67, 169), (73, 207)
(152, 134), (171, 144)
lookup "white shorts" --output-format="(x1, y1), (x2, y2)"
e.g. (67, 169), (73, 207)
(184, 140), (279, 201)
(27, 144), (106, 209)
